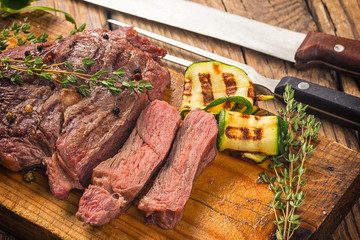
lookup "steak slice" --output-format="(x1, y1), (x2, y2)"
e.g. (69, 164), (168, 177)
(137, 109), (218, 229)
(76, 100), (181, 225)
(45, 87), (148, 200)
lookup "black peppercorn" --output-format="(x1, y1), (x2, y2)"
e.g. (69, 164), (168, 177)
(24, 50), (31, 57)
(103, 34), (109, 40)
(37, 44), (44, 52)
(112, 107), (120, 115)
(133, 68), (141, 74)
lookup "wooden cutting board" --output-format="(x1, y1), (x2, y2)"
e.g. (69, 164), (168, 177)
(0, 11), (359, 240)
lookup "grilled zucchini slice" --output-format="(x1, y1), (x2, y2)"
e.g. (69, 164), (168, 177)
(180, 61), (255, 115)
(217, 109), (287, 156)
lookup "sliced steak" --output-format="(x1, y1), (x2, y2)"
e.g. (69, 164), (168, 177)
(0, 27), (169, 200)
(45, 87), (148, 200)
(76, 100), (181, 226)
(137, 109), (218, 229)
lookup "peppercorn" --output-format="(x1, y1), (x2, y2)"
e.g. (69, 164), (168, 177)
(37, 44), (44, 52)
(23, 171), (35, 183)
(133, 68), (141, 74)
(112, 107), (120, 115)
(103, 34), (109, 40)
(47, 54), (54, 62)
(133, 73), (142, 81)
(5, 112), (15, 123)
(25, 105), (33, 113)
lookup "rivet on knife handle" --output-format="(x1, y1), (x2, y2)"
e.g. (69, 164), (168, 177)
(295, 32), (360, 76)
(274, 76), (360, 130)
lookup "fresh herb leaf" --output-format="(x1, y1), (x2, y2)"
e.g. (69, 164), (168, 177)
(54, 35), (63, 41)
(264, 85), (321, 240)
(0, 55), (154, 96)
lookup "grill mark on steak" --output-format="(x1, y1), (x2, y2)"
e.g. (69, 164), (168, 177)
(137, 109), (218, 229)
(76, 100), (181, 226)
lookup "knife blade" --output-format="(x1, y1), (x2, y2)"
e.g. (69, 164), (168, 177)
(84, 0), (360, 76)
(109, 19), (360, 130)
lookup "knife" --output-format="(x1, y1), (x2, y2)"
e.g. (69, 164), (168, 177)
(108, 19), (360, 130)
(83, 0), (360, 76)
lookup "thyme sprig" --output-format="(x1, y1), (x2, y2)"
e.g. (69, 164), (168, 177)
(0, 55), (154, 96)
(0, 21), (87, 52)
(0, 22), (49, 52)
(260, 85), (321, 240)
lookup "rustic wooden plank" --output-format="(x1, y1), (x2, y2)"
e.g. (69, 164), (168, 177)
(37, 0), (108, 29)
(0, 133), (359, 239)
(0, 0), (359, 239)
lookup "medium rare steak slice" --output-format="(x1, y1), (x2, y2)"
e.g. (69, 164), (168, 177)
(45, 87), (148, 200)
(137, 109), (218, 229)
(76, 100), (181, 225)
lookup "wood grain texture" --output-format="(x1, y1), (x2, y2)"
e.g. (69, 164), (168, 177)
(0, 63), (359, 239)
(0, 0), (359, 239)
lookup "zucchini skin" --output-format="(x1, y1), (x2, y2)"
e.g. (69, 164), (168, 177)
(277, 116), (288, 155)
(217, 108), (228, 149)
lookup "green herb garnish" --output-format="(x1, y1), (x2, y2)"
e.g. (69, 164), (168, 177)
(0, 55), (154, 96)
(260, 85), (321, 240)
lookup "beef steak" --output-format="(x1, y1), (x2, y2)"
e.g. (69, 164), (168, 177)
(0, 27), (170, 200)
(137, 109), (218, 229)
(0, 80), (81, 171)
(76, 100), (181, 226)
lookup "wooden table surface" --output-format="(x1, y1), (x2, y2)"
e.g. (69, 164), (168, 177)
(1, 0), (359, 239)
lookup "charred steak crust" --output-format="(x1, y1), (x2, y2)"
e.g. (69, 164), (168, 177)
(137, 109), (218, 229)
(76, 100), (181, 226)
(0, 27), (170, 201)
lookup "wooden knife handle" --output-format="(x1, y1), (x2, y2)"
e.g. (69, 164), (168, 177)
(295, 32), (360, 76)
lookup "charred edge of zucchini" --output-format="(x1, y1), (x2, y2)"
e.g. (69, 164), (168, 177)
(217, 108), (227, 151)
(277, 116), (288, 155)
(202, 96), (253, 115)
